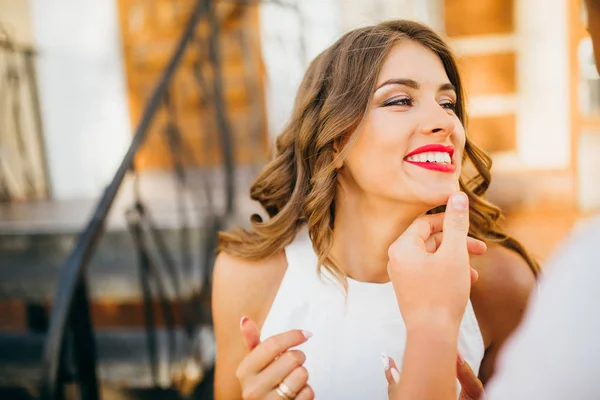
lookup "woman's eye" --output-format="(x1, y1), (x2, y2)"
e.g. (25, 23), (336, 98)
(383, 97), (412, 107)
(440, 101), (456, 111)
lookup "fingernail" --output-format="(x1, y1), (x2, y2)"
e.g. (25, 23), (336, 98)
(302, 330), (313, 339)
(391, 367), (400, 383)
(380, 353), (390, 371)
(450, 192), (468, 210)
(457, 351), (465, 364)
(239, 316), (248, 329)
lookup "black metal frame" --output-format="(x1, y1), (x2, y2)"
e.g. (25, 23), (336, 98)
(38, 0), (241, 398)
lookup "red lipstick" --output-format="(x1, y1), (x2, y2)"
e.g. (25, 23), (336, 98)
(405, 144), (454, 159)
(404, 144), (456, 173)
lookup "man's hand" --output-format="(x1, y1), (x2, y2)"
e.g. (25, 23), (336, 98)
(384, 354), (486, 400)
(388, 192), (482, 329)
(457, 354), (485, 400)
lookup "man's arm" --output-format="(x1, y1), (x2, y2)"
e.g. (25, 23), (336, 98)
(484, 221), (600, 399)
(386, 193), (474, 400)
(396, 319), (460, 399)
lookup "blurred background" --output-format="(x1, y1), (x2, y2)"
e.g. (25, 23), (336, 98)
(0, 0), (596, 399)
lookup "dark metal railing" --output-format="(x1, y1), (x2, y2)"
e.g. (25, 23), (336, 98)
(38, 0), (244, 398)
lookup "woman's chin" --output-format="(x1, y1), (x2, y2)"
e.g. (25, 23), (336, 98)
(408, 178), (460, 204)
(417, 188), (459, 209)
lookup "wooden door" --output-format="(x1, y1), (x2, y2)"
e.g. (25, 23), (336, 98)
(116, 0), (268, 170)
(444, 0), (518, 154)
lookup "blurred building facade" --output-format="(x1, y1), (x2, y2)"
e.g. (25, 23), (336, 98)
(0, 0), (596, 258)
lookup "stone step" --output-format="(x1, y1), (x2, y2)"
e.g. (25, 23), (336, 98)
(0, 167), (263, 304)
(0, 207), (257, 303)
(0, 228), (211, 303)
(0, 166), (262, 234)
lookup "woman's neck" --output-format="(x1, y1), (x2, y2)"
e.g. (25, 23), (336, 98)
(330, 195), (427, 283)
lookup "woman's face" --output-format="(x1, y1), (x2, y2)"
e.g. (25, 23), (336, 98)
(339, 40), (466, 209)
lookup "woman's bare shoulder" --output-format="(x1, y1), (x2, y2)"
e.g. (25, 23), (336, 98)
(470, 243), (537, 317)
(212, 249), (288, 327)
(211, 250), (288, 399)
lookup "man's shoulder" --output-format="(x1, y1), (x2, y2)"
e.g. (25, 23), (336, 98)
(543, 215), (600, 279)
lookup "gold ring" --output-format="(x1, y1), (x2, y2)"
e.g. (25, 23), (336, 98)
(275, 382), (296, 399)
(275, 387), (292, 399)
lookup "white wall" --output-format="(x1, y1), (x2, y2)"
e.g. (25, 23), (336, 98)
(259, 0), (341, 139)
(516, 0), (570, 169)
(22, 0), (571, 201)
(30, 0), (131, 199)
(340, 0), (444, 33)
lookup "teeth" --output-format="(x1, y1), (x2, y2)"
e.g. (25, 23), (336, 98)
(406, 152), (452, 164)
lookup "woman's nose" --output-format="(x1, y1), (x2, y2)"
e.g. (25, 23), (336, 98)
(420, 103), (456, 136)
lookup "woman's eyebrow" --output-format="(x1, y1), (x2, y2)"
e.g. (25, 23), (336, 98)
(376, 78), (420, 90)
(375, 79), (456, 93)
(438, 83), (456, 92)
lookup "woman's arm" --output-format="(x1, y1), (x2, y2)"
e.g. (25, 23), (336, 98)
(212, 251), (286, 400)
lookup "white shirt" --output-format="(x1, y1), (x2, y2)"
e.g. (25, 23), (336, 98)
(486, 217), (600, 399)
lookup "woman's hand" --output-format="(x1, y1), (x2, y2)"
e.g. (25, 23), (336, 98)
(236, 316), (315, 400)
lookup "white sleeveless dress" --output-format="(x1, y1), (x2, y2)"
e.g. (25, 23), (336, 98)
(260, 227), (485, 399)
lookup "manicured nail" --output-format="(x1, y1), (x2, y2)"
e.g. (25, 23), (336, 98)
(380, 353), (390, 371)
(450, 192), (468, 210)
(302, 330), (313, 339)
(391, 367), (400, 383)
(239, 316), (248, 329)
(457, 351), (465, 364)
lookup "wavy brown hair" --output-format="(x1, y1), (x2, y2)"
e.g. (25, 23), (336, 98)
(218, 20), (540, 279)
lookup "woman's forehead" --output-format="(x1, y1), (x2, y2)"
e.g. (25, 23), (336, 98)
(376, 41), (450, 88)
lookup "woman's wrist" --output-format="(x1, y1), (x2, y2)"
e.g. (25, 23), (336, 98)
(406, 313), (461, 343)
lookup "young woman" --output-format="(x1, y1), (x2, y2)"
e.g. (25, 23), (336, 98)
(212, 19), (539, 400)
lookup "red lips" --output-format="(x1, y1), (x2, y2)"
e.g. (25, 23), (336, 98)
(405, 144), (454, 159)
(404, 144), (456, 173)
